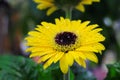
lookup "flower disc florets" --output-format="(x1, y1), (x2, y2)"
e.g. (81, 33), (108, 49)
(55, 32), (77, 46)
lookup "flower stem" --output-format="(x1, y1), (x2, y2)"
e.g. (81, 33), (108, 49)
(63, 68), (70, 80)
(65, 7), (73, 20)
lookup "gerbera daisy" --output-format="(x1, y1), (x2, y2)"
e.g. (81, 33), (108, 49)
(25, 17), (105, 74)
(34, 0), (100, 15)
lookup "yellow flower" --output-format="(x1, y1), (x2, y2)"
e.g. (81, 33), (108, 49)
(76, 0), (100, 12)
(34, 0), (100, 16)
(25, 17), (105, 74)
(34, 0), (57, 16)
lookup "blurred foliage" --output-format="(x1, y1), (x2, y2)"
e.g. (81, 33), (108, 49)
(71, 64), (96, 80)
(0, 55), (96, 80)
(105, 62), (120, 80)
(0, 55), (62, 80)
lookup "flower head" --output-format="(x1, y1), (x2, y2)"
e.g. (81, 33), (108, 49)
(25, 17), (105, 74)
(34, 0), (100, 15)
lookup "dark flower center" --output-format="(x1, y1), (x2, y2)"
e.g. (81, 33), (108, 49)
(55, 32), (77, 45)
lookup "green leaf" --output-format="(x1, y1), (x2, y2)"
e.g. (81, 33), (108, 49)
(105, 62), (120, 80)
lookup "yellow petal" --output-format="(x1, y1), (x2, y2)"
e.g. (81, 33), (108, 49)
(75, 3), (85, 12)
(29, 50), (54, 58)
(69, 51), (86, 68)
(53, 52), (64, 63)
(81, 0), (92, 4)
(79, 21), (90, 31)
(34, 0), (53, 4)
(92, 0), (100, 2)
(91, 28), (103, 33)
(34, 0), (41, 3)
(76, 46), (99, 53)
(47, 6), (57, 16)
(27, 31), (40, 37)
(39, 53), (55, 62)
(75, 58), (86, 68)
(78, 42), (105, 53)
(43, 56), (55, 69)
(55, 18), (61, 24)
(26, 47), (52, 52)
(60, 54), (69, 74)
(37, 4), (51, 10)
(69, 51), (86, 60)
(85, 24), (99, 31)
(84, 52), (98, 63)
(66, 53), (74, 66)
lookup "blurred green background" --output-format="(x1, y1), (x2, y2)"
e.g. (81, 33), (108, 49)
(0, 0), (120, 80)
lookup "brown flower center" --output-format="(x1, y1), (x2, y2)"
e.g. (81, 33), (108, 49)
(55, 32), (77, 46)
